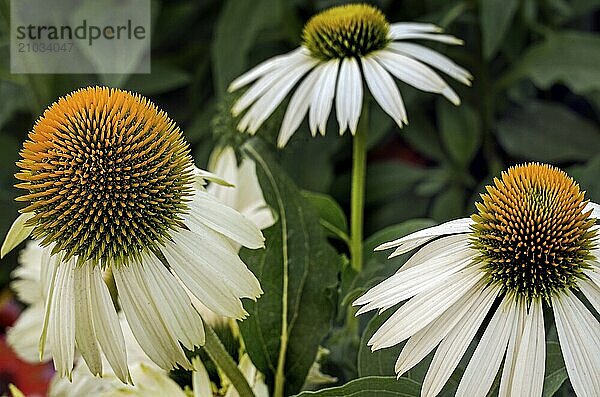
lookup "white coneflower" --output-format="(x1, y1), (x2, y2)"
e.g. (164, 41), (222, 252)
(228, 3), (472, 147)
(1, 87), (264, 382)
(354, 163), (600, 397)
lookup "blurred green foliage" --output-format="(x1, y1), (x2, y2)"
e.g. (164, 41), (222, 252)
(0, 0), (598, 393)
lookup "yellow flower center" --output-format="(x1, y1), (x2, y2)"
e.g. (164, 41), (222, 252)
(302, 4), (390, 60)
(15, 87), (193, 266)
(471, 163), (596, 302)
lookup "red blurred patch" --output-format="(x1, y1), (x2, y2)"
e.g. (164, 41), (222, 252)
(0, 296), (53, 397)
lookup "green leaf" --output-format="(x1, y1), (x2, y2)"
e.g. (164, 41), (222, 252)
(511, 31), (600, 94)
(358, 310), (402, 377)
(123, 62), (191, 95)
(239, 139), (339, 396)
(431, 186), (466, 222)
(543, 341), (568, 396)
(301, 191), (349, 243)
(496, 100), (600, 162)
(438, 101), (480, 167)
(212, 0), (281, 95)
(569, 155), (600, 203)
(480, 0), (519, 59)
(294, 376), (421, 397)
(366, 162), (427, 206)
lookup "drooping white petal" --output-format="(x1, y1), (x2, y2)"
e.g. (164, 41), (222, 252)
(354, 235), (473, 313)
(368, 265), (483, 350)
(277, 63), (323, 147)
(113, 264), (190, 370)
(308, 59), (340, 136)
(509, 300), (545, 397)
(232, 50), (312, 117)
(89, 263), (131, 382)
(361, 56), (406, 127)
(399, 234), (470, 272)
(49, 259), (76, 379)
(586, 201), (600, 220)
(39, 252), (59, 360)
(389, 23), (442, 35)
(553, 291), (600, 396)
(335, 57), (363, 135)
(390, 32), (464, 45)
(228, 47), (304, 92)
(189, 189), (264, 249)
(163, 226), (260, 317)
(141, 253), (205, 349)
(498, 300), (527, 397)
(375, 217), (473, 255)
(394, 279), (486, 376)
(374, 50), (460, 105)
(73, 263), (103, 377)
(1, 212), (34, 259)
(580, 277), (600, 314)
(421, 285), (500, 397)
(455, 296), (518, 397)
(388, 42), (472, 85)
(240, 57), (318, 134)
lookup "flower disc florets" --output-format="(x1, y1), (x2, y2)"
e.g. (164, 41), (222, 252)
(302, 3), (390, 60)
(15, 87), (194, 266)
(471, 163), (596, 302)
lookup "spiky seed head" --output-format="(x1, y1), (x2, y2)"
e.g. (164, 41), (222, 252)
(302, 3), (390, 61)
(15, 87), (194, 267)
(471, 163), (597, 302)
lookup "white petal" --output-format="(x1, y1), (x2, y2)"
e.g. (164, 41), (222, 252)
(335, 57), (363, 135)
(388, 42), (472, 85)
(510, 300), (545, 397)
(580, 277), (600, 314)
(113, 264), (190, 370)
(553, 291), (600, 396)
(162, 231), (247, 316)
(354, 236), (473, 313)
(189, 189), (264, 249)
(368, 265), (483, 350)
(586, 201), (600, 220)
(192, 357), (213, 397)
(277, 63), (323, 147)
(456, 296), (518, 397)
(11, 241), (45, 305)
(375, 217), (473, 255)
(73, 263), (103, 376)
(374, 50), (460, 105)
(207, 147), (239, 208)
(308, 59), (339, 136)
(400, 234), (470, 272)
(390, 32), (464, 45)
(228, 47), (303, 91)
(498, 300), (527, 397)
(39, 253), (59, 361)
(389, 23), (442, 35)
(88, 263), (130, 382)
(49, 259), (76, 379)
(394, 279), (486, 375)
(1, 212), (34, 258)
(241, 57), (318, 134)
(361, 56), (406, 127)
(7, 304), (48, 363)
(141, 253), (205, 349)
(232, 50), (312, 117)
(235, 158), (275, 230)
(421, 285), (500, 397)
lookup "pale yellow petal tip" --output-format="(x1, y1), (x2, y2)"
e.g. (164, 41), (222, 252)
(1, 213), (35, 259)
(8, 384), (26, 397)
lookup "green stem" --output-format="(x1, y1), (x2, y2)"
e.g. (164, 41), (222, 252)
(350, 105), (369, 273)
(203, 325), (256, 397)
